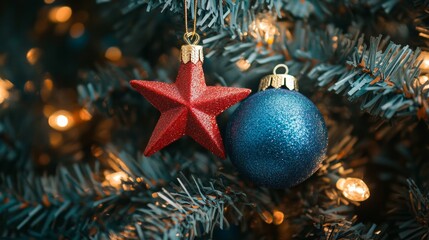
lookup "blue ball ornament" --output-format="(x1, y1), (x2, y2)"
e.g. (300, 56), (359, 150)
(226, 88), (328, 189)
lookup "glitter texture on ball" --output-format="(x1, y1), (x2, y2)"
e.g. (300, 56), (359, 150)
(226, 89), (328, 189)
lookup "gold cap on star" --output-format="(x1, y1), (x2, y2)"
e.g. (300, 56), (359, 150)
(181, 44), (204, 64)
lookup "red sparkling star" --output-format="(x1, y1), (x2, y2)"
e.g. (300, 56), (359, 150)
(130, 61), (251, 158)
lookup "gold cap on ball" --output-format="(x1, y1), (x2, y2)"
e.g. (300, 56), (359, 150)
(259, 64), (298, 91)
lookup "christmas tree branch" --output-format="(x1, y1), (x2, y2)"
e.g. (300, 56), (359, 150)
(124, 173), (260, 239)
(275, 127), (388, 239)
(84, 6), (429, 124)
(0, 146), (265, 238)
(95, 0), (409, 60)
(214, 22), (429, 123)
(327, 35), (427, 121)
(100, 0), (402, 33)
(412, 0), (429, 39)
(389, 179), (429, 239)
(0, 113), (35, 173)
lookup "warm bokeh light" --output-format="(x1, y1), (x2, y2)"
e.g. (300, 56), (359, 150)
(70, 22), (85, 38)
(43, 105), (55, 117)
(418, 51), (429, 73)
(336, 177), (370, 202)
(49, 132), (63, 147)
(236, 58), (251, 71)
(332, 36), (339, 49)
(105, 46), (122, 61)
(44, 0), (55, 4)
(105, 172), (127, 189)
(24, 81), (35, 92)
(273, 210), (284, 225)
(38, 154), (51, 165)
(49, 6), (72, 23)
(26, 48), (41, 65)
(91, 145), (103, 158)
(48, 110), (74, 131)
(55, 115), (68, 127)
(418, 75), (429, 90)
(249, 12), (279, 45)
(0, 78), (13, 104)
(261, 210), (273, 224)
(43, 78), (54, 91)
(41, 78), (54, 101)
(79, 108), (92, 121)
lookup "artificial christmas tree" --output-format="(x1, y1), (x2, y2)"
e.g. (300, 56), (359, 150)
(1, 0), (429, 239)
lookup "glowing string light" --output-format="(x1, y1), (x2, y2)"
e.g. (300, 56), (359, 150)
(336, 177), (370, 202)
(105, 47), (122, 61)
(272, 210), (284, 225)
(70, 23), (85, 38)
(417, 51), (429, 73)
(248, 12), (279, 45)
(105, 172), (128, 189)
(48, 110), (74, 131)
(49, 6), (72, 23)
(26, 48), (41, 65)
(79, 108), (92, 121)
(236, 58), (251, 71)
(0, 78), (13, 104)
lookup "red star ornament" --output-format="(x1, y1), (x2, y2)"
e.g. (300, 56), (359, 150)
(130, 44), (251, 158)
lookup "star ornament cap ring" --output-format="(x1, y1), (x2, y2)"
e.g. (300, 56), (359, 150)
(130, 42), (251, 158)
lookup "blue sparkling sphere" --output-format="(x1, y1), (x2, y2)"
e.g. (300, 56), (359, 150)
(226, 89), (328, 189)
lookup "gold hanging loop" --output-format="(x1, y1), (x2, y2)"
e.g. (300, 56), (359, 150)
(184, 0), (198, 45)
(273, 64), (289, 75)
(183, 32), (200, 45)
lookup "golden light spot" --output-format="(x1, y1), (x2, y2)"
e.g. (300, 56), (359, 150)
(26, 48), (41, 65)
(236, 58), (251, 71)
(273, 210), (284, 225)
(248, 12), (279, 45)
(336, 177), (370, 202)
(419, 75), (429, 84)
(44, 0), (55, 4)
(418, 51), (429, 73)
(105, 172), (127, 189)
(38, 154), (51, 165)
(91, 145), (103, 157)
(261, 210), (273, 224)
(151, 192), (158, 198)
(48, 110), (74, 131)
(418, 75), (429, 90)
(332, 36), (339, 49)
(43, 78), (54, 91)
(24, 81), (35, 92)
(49, 6), (72, 23)
(49, 132), (63, 147)
(70, 22), (85, 38)
(0, 79), (13, 104)
(43, 105), (55, 117)
(105, 47), (122, 61)
(79, 108), (92, 121)
(41, 78), (54, 101)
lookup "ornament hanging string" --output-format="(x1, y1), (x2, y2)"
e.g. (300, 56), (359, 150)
(183, 0), (199, 45)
